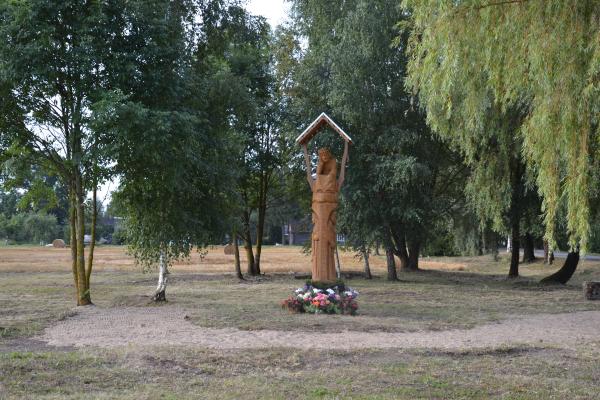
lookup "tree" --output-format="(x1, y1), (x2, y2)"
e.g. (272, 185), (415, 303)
(201, 6), (288, 277)
(285, 0), (467, 279)
(104, 0), (236, 301)
(0, 0), (125, 304)
(403, 0), (600, 282)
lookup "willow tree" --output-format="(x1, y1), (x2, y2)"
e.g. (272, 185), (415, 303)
(403, 0), (600, 282)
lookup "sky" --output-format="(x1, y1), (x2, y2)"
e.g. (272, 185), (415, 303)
(246, 0), (290, 28)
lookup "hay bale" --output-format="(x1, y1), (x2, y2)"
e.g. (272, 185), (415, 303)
(583, 281), (600, 300)
(224, 244), (234, 255)
(52, 239), (66, 248)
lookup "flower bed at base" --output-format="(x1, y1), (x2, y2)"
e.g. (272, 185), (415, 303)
(281, 282), (359, 315)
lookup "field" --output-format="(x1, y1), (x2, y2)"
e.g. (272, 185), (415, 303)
(1, 245), (599, 399)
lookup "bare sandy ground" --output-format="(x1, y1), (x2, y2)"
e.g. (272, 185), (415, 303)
(39, 307), (600, 350)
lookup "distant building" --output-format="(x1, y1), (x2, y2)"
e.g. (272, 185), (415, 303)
(282, 216), (311, 245)
(281, 215), (345, 246)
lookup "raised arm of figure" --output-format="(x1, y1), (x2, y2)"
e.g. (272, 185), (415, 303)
(302, 144), (314, 191)
(337, 141), (349, 190)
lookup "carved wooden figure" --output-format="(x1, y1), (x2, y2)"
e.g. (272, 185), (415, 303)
(297, 113), (351, 284)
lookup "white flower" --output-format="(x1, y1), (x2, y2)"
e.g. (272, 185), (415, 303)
(326, 288), (335, 294)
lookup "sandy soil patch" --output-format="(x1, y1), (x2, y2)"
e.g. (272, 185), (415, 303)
(39, 306), (600, 350)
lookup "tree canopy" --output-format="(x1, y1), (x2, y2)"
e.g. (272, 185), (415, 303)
(284, 0), (468, 277)
(403, 0), (600, 251)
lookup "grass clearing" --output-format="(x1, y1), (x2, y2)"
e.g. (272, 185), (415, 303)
(1, 246), (599, 399)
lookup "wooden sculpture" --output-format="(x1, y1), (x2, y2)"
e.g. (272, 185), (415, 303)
(297, 113), (352, 284)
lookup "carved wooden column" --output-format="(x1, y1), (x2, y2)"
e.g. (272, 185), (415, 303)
(296, 113), (352, 284)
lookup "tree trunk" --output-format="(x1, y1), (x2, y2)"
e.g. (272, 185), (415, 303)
(407, 240), (420, 271)
(509, 222), (520, 278)
(253, 171), (271, 275)
(334, 245), (341, 279)
(398, 244), (409, 271)
(153, 249), (168, 301)
(490, 231), (499, 261)
(522, 232), (535, 263)
(507, 155), (524, 278)
(390, 227), (409, 271)
(69, 187), (78, 300)
(254, 202), (265, 275)
(478, 229), (484, 256)
(385, 248), (398, 281)
(543, 240), (554, 265)
(74, 172), (91, 305)
(242, 209), (256, 275)
(86, 183), (97, 288)
(233, 230), (243, 279)
(541, 251), (579, 284)
(362, 247), (372, 279)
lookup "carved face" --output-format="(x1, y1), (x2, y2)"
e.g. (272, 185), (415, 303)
(318, 148), (332, 162)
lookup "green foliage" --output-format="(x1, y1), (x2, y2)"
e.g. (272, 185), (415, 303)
(110, 227), (127, 246)
(403, 0), (600, 250)
(286, 0), (468, 259)
(103, 0), (242, 268)
(0, 211), (59, 244)
(0, 0), (152, 303)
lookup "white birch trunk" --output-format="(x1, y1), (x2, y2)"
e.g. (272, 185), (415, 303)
(153, 250), (168, 301)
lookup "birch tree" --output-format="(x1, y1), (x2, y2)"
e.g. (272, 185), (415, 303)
(105, 0), (236, 301)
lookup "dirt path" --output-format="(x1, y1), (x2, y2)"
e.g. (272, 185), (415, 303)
(39, 307), (600, 350)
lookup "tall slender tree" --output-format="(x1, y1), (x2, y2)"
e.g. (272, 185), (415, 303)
(0, 0), (125, 304)
(200, 6), (287, 276)
(104, 0), (237, 300)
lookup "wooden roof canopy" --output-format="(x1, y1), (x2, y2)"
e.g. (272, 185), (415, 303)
(295, 112), (353, 145)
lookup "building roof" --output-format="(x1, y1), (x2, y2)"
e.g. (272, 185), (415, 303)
(295, 112), (353, 145)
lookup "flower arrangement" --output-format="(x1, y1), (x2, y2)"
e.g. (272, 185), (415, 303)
(281, 282), (359, 315)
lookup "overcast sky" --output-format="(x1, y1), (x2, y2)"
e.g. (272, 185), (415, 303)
(246, 0), (289, 28)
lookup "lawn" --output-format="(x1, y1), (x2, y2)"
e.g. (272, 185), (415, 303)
(1, 245), (599, 399)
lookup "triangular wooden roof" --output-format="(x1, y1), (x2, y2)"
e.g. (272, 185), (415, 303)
(295, 112), (353, 145)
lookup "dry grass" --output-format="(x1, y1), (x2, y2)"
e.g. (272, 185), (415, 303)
(1, 245), (600, 399)
(0, 244), (476, 274)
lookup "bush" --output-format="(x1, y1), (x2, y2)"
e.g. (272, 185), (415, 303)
(111, 227), (128, 245)
(0, 212), (59, 244)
